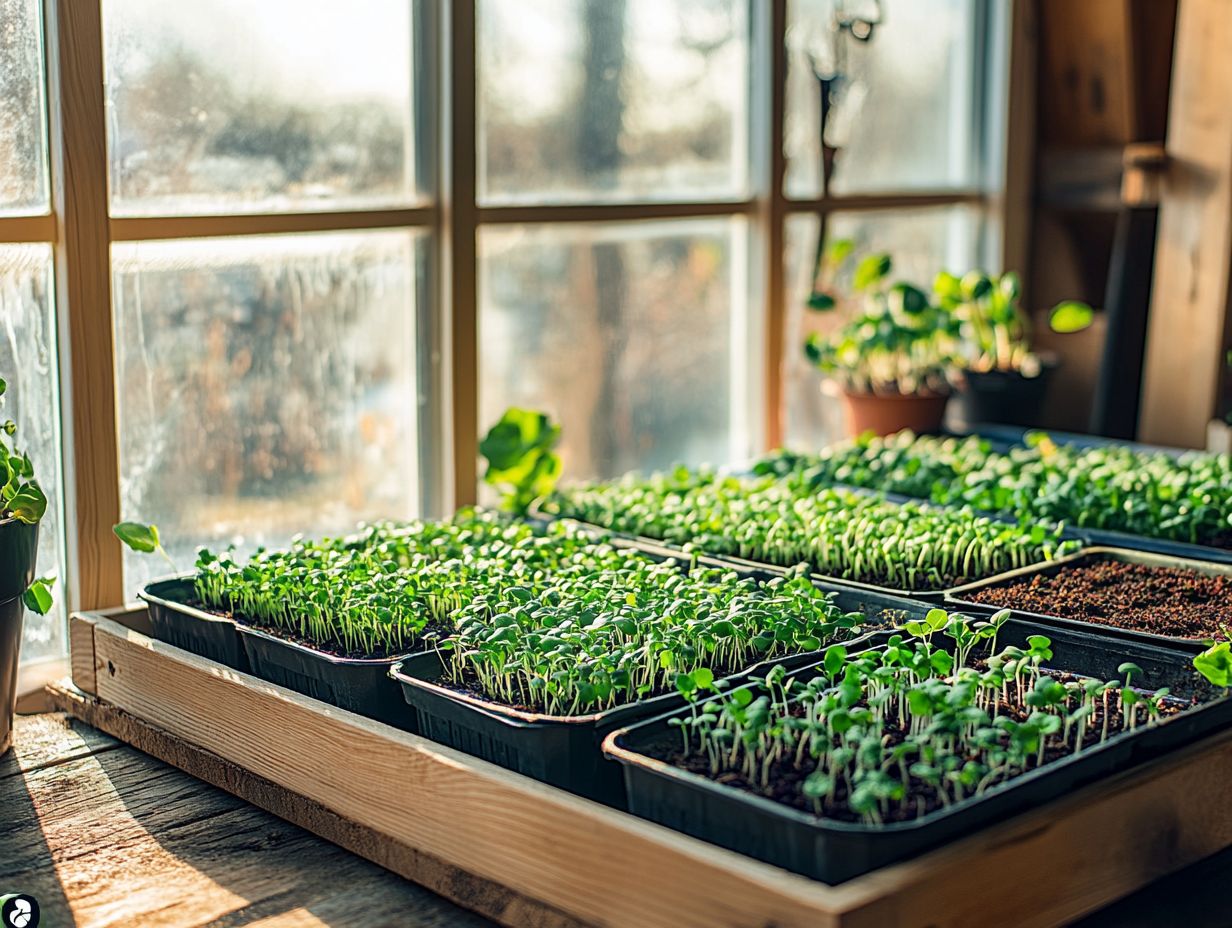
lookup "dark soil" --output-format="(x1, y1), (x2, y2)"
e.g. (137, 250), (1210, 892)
(963, 558), (1232, 641)
(642, 670), (1186, 824)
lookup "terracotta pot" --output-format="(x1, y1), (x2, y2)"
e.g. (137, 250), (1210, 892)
(0, 517), (38, 757)
(841, 390), (949, 438)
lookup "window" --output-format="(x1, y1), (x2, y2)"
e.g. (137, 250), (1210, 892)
(5, 0), (1007, 675)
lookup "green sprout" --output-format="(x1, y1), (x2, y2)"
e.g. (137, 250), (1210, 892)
(113, 521), (179, 573)
(1, 375), (53, 614)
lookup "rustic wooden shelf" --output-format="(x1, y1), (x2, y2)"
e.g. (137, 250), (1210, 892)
(58, 606), (1232, 928)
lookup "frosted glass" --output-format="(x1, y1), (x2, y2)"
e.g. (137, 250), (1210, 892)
(785, 0), (978, 197)
(113, 231), (421, 595)
(0, 245), (65, 665)
(0, 0), (50, 214)
(479, 0), (748, 204)
(480, 219), (752, 482)
(103, 0), (418, 215)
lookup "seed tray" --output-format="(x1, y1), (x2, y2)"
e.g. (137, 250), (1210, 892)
(605, 616), (1232, 884)
(61, 605), (1232, 927)
(391, 582), (932, 807)
(945, 546), (1232, 651)
(140, 576), (417, 730)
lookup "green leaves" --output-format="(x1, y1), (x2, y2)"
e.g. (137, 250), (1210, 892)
(113, 521), (161, 553)
(22, 576), (55, 615)
(479, 408), (562, 516)
(1194, 641), (1232, 689)
(1049, 300), (1094, 334)
(0, 372), (48, 525)
(806, 291), (836, 312)
(853, 253), (892, 291)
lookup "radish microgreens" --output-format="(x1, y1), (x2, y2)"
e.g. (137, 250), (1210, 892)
(766, 430), (1232, 548)
(547, 468), (1077, 590)
(669, 611), (1183, 824)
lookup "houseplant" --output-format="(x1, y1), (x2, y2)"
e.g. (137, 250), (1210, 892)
(934, 269), (1093, 427)
(803, 244), (959, 437)
(0, 375), (55, 757)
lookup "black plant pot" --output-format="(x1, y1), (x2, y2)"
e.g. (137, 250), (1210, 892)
(0, 518), (39, 757)
(951, 362), (1056, 429)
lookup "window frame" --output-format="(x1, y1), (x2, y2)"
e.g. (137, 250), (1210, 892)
(0, 0), (1016, 682)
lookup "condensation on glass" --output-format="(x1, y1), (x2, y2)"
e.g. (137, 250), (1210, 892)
(0, 0), (50, 215)
(112, 231), (421, 594)
(479, 218), (755, 481)
(784, 0), (978, 197)
(102, 0), (418, 215)
(478, 0), (749, 204)
(0, 245), (65, 664)
(783, 208), (979, 449)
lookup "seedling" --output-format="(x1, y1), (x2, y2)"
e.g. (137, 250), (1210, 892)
(479, 407), (562, 516)
(114, 521), (179, 573)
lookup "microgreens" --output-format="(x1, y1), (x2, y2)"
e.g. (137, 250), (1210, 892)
(761, 430), (1232, 548)
(669, 611), (1182, 825)
(546, 468), (1077, 590)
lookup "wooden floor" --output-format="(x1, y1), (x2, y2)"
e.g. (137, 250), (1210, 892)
(2, 711), (1227, 928)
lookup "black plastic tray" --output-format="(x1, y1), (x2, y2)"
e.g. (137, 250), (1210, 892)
(238, 625), (418, 730)
(140, 577), (417, 730)
(391, 583), (939, 808)
(141, 577), (249, 673)
(945, 546), (1232, 652)
(605, 617), (1231, 884)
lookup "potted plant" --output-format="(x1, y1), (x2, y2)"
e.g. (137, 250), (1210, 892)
(803, 244), (959, 437)
(0, 375), (55, 757)
(935, 269), (1093, 428)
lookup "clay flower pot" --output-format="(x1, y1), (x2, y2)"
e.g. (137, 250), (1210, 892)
(841, 390), (949, 438)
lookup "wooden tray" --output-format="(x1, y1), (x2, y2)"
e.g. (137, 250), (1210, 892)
(58, 606), (1232, 928)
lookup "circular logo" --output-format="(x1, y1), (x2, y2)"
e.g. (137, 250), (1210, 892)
(0, 895), (39, 928)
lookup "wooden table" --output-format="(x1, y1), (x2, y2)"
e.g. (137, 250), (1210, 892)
(2, 712), (1226, 928)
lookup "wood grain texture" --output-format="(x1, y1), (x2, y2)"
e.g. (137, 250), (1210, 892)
(1, 714), (490, 928)
(61, 611), (1232, 928)
(1139, 0), (1232, 446)
(70, 613), (98, 695)
(43, 0), (124, 610)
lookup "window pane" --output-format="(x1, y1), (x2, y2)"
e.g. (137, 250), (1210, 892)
(479, 0), (749, 204)
(0, 0), (50, 214)
(0, 245), (65, 665)
(783, 207), (979, 448)
(113, 231), (421, 594)
(480, 219), (752, 480)
(785, 0), (978, 197)
(103, 0), (418, 215)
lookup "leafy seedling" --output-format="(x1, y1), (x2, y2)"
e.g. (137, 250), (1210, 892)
(479, 407), (562, 516)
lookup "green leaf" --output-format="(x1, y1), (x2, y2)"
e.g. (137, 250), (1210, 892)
(479, 408), (563, 516)
(826, 237), (855, 265)
(1049, 301), (1094, 334)
(933, 271), (962, 300)
(889, 282), (929, 316)
(807, 291), (836, 312)
(22, 576), (55, 615)
(7, 483), (47, 524)
(960, 270), (993, 300)
(113, 521), (162, 553)
(0, 377), (5, 397)
(853, 253), (892, 291)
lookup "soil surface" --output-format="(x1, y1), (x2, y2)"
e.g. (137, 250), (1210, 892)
(963, 558), (1232, 641)
(643, 670), (1186, 824)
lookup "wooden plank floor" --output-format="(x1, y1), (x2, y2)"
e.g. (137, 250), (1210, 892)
(1, 713), (495, 928)
(2, 711), (1227, 928)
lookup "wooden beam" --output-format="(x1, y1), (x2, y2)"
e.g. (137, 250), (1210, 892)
(1139, 0), (1232, 447)
(998, 0), (1038, 280)
(43, 0), (124, 610)
(759, 0), (788, 451)
(109, 208), (435, 242)
(0, 213), (57, 243)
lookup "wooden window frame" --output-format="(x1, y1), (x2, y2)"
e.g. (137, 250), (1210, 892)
(0, 0), (1010, 638)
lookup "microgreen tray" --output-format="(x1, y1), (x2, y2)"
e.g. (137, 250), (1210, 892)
(604, 618), (1232, 884)
(391, 583), (937, 808)
(945, 546), (1232, 652)
(141, 576), (418, 730)
(141, 577), (249, 673)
